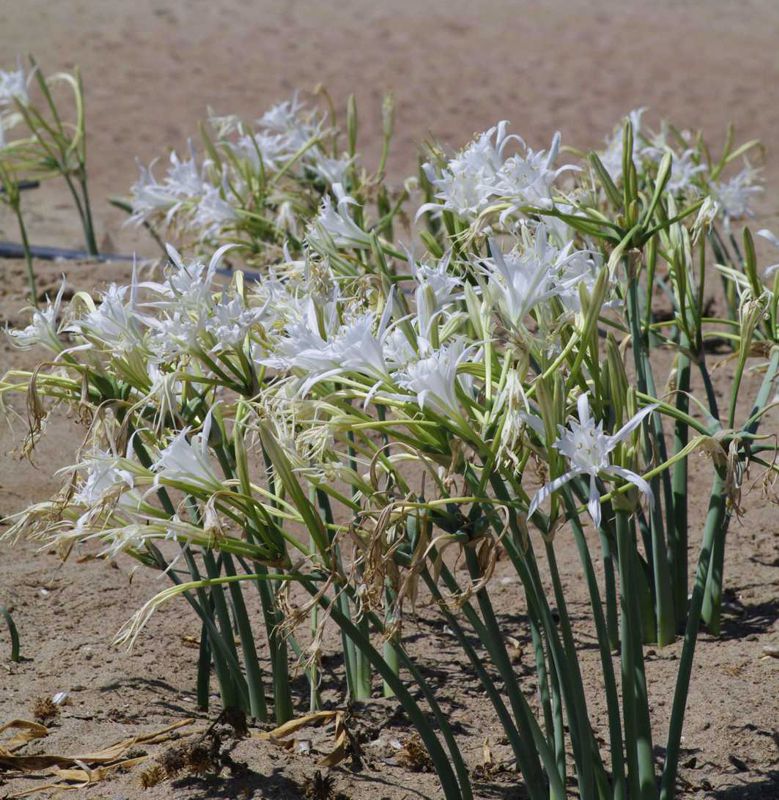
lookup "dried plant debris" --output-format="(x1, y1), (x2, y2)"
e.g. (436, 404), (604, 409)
(256, 709), (354, 769)
(396, 733), (434, 773)
(31, 697), (59, 725)
(0, 716), (195, 793)
(472, 738), (510, 780)
(303, 769), (349, 800)
(139, 763), (166, 788)
(141, 708), (248, 786)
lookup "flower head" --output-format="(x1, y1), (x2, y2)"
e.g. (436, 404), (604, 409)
(7, 282), (67, 352)
(152, 411), (222, 492)
(0, 63), (28, 108)
(481, 224), (590, 328)
(710, 162), (763, 231)
(396, 338), (474, 418)
(308, 183), (372, 249)
(529, 394), (656, 527)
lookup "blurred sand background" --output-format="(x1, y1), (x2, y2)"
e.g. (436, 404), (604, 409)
(1, 3), (778, 798)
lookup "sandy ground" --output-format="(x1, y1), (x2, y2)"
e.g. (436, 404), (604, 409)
(1, 1), (778, 798)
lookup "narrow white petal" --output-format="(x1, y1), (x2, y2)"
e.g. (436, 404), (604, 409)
(588, 474), (602, 528)
(528, 470), (579, 519)
(610, 403), (658, 446)
(607, 466), (654, 505)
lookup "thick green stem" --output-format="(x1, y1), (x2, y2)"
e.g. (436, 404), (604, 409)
(420, 570), (524, 771)
(222, 553), (269, 720)
(463, 548), (552, 797)
(433, 559), (563, 798)
(488, 477), (605, 800)
(78, 173), (99, 255)
(615, 511), (657, 800)
(702, 348), (779, 632)
(600, 525), (621, 650)
(670, 343), (691, 625)
(196, 618), (211, 710)
(541, 540), (597, 799)
(626, 263), (676, 645)
(564, 494), (626, 800)
(315, 489), (371, 701)
(660, 473), (726, 799)
(202, 550), (248, 712)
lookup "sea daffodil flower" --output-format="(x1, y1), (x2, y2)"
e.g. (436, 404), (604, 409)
(529, 393), (657, 527)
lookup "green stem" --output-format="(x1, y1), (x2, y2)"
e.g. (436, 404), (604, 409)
(564, 494), (626, 800)
(78, 173), (99, 255)
(615, 510), (657, 800)
(13, 203), (37, 308)
(701, 348), (779, 632)
(626, 264), (676, 645)
(222, 553), (269, 720)
(463, 548), (552, 797)
(660, 472), (725, 800)
(196, 618), (211, 710)
(202, 550), (247, 712)
(670, 342), (691, 626)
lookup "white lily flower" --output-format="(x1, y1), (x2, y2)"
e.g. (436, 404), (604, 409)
(69, 282), (146, 353)
(396, 338), (474, 417)
(165, 146), (206, 198)
(7, 282), (67, 352)
(481, 225), (590, 328)
(194, 184), (237, 238)
(127, 160), (180, 224)
(128, 145), (209, 226)
(206, 293), (265, 350)
(147, 308), (208, 360)
(382, 327), (416, 368)
(412, 253), (461, 338)
(710, 162), (763, 231)
(259, 93), (322, 151)
(231, 131), (298, 172)
(664, 148), (707, 194)
(529, 393), (657, 527)
(419, 121), (517, 221)
(308, 183), (372, 248)
(146, 243), (233, 310)
(264, 300), (393, 393)
(0, 63), (28, 107)
(488, 132), (577, 218)
(72, 450), (136, 507)
(308, 153), (352, 186)
(152, 411), (222, 492)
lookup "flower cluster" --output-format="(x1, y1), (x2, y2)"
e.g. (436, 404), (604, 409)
(5, 97), (778, 800)
(127, 94), (358, 253)
(598, 107), (763, 229)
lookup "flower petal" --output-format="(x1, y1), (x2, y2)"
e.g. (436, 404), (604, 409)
(607, 465), (654, 505)
(587, 473), (602, 528)
(609, 403), (658, 447)
(577, 392), (592, 426)
(528, 470), (579, 520)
